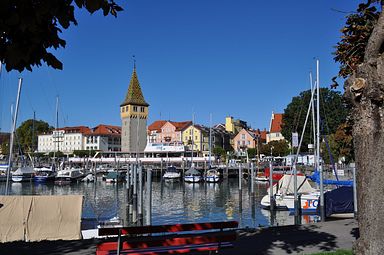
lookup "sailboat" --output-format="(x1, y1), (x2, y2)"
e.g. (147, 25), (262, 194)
(203, 115), (220, 183)
(184, 116), (202, 183)
(260, 61), (323, 214)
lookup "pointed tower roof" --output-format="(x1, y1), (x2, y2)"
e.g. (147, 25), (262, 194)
(121, 67), (149, 107)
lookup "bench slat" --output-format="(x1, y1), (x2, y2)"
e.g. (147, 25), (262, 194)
(98, 221), (238, 236)
(109, 242), (234, 255)
(97, 231), (237, 251)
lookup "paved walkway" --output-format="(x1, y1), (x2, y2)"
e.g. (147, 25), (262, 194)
(0, 218), (358, 255)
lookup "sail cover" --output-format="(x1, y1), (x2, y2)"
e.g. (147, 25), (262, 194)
(0, 195), (83, 242)
(268, 174), (316, 195)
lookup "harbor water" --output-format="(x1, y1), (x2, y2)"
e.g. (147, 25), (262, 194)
(0, 178), (318, 229)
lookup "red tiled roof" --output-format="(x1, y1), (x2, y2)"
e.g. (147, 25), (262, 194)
(250, 129), (268, 142)
(58, 126), (91, 134)
(270, 113), (283, 133)
(91, 124), (121, 136)
(148, 120), (167, 132)
(172, 121), (192, 131)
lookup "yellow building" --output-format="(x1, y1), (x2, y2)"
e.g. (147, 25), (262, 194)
(181, 125), (210, 156)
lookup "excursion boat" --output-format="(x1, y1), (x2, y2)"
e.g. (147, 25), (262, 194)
(260, 174), (320, 214)
(184, 167), (202, 183)
(204, 168), (220, 183)
(33, 165), (56, 183)
(55, 168), (85, 184)
(163, 166), (181, 181)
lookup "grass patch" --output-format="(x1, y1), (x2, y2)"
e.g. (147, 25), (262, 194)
(308, 250), (353, 255)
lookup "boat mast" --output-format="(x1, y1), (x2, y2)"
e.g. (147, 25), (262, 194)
(191, 113), (195, 167)
(5, 78), (23, 195)
(310, 72), (317, 171)
(316, 59), (325, 221)
(209, 113), (212, 168)
(55, 96), (59, 153)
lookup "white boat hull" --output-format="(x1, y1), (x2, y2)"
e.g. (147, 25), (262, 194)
(184, 175), (202, 183)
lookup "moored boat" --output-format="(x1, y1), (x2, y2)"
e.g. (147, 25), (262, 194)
(163, 166), (181, 181)
(105, 171), (125, 183)
(12, 166), (34, 182)
(260, 174), (320, 214)
(184, 167), (202, 183)
(55, 168), (85, 184)
(204, 168), (220, 183)
(33, 165), (56, 183)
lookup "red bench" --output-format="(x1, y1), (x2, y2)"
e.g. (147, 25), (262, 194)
(96, 221), (238, 255)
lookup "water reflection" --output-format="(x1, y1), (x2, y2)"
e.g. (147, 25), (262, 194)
(0, 178), (314, 228)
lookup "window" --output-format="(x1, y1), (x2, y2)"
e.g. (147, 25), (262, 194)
(133, 106), (138, 112)
(121, 107), (124, 113)
(140, 107), (145, 112)
(247, 140), (250, 145)
(241, 134), (245, 139)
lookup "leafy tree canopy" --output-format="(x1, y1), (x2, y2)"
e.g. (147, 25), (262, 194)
(281, 88), (347, 152)
(0, 0), (122, 72)
(260, 140), (289, 157)
(334, 0), (382, 78)
(16, 119), (53, 153)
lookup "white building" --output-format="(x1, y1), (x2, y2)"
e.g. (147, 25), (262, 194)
(266, 112), (285, 143)
(38, 125), (121, 154)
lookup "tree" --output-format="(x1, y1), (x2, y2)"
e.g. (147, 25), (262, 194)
(246, 148), (256, 159)
(335, 1), (384, 254)
(260, 140), (290, 157)
(0, 136), (10, 156)
(0, 0), (122, 72)
(281, 88), (348, 152)
(15, 119), (53, 153)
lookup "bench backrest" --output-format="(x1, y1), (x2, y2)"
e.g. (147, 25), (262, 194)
(98, 221), (238, 236)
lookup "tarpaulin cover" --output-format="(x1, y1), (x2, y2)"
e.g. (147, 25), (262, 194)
(0, 195), (83, 242)
(323, 186), (354, 217)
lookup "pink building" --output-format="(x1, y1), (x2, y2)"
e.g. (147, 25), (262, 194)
(147, 120), (191, 143)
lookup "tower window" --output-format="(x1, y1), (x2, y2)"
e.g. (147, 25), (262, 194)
(140, 107), (145, 112)
(121, 107), (124, 113)
(133, 106), (138, 112)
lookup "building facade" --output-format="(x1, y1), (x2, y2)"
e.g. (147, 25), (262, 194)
(38, 125), (121, 153)
(266, 112), (285, 143)
(120, 66), (149, 153)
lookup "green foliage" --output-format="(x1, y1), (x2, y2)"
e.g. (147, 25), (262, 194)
(16, 119), (53, 153)
(261, 140), (290, 157)
(309, 249), (353, 255)
(0, 0), (123, 72)
(48, 151), (65, 158)
(73, 149), (97, 157)
(333, 122), (354, 163)
(334, 2), (380, 78)
(1, 140), (9, 155)
(281, 88), (347, 152)
(212, 146), (225, 157)
(247, 148), (256, 159)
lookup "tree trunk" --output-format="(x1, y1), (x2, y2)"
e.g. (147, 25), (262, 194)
(344, 7), (384, 254)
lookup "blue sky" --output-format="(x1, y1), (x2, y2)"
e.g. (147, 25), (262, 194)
(0, 0), (362, 132)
